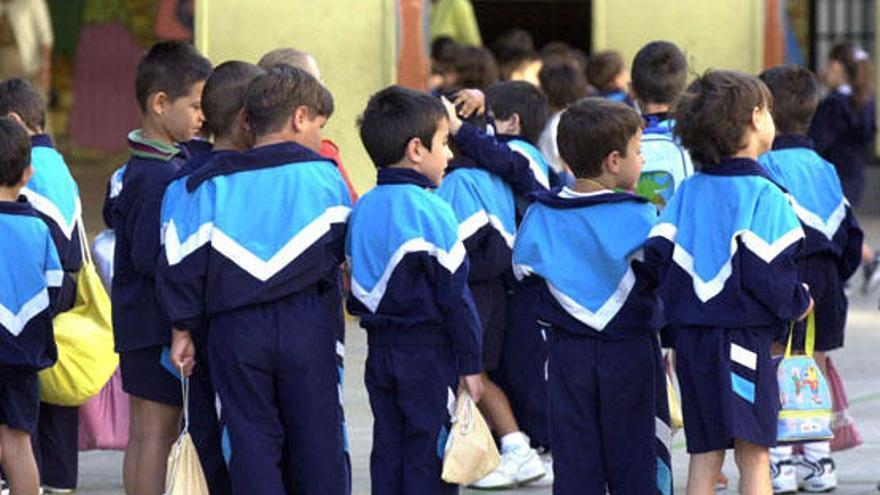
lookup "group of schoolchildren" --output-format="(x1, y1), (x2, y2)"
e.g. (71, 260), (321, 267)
(0, 32), (875, 495)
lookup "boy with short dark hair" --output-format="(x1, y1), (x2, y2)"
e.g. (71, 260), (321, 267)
(586, 50), (634, 106)
(102, 40), (211, 495)
(758, 65), (863, 493)
(157, 60), (264, 495)
(645, 71), (813, 494)
(0, 76), (83, 493)
(510, 98), (672, 494)
(630, 41), (694, 208)
(166, 65), (351, 494)
(347, 85), (483, 494)
(0, 116), (62, 495)
(486, 81), (552, 189)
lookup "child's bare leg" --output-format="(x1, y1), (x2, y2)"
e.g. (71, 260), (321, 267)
(734, 439), (771, 495)
(813, 350), (828, 377)
(862, 242), (874, 263)
(0, 425), (40, 495)
(123, 399), (140, 494)
(126, 397), (181, 495)
(686, 450), (725, 495)
(477, 373), (519, 436)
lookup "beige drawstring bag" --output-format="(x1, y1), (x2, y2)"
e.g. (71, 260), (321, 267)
(165, 371), (209, 495)
(441, 391), (501, 485)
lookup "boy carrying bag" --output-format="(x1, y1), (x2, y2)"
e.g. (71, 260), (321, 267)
(442, 390), (500, 485)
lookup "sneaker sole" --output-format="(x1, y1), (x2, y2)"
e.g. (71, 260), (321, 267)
(467, 482), (519, 491)
(516, 471), (546, 487)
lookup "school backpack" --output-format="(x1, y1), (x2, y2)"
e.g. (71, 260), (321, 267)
(777, 313), (834, 443)
(636, 118), (694, 209)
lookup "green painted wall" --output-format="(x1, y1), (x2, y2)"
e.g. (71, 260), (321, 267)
(194, 0), (397, 193)
(592, 0), (765, 75)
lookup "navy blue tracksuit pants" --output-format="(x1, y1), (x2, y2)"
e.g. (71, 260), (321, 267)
(207, 289), (350, 495)
(365, 342), (459, 495)
(549, 331), (672, 495)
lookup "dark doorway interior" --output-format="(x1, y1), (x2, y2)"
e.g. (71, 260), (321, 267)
(471, 0), (591, 54)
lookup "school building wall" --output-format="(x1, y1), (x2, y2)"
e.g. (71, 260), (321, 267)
(194, 0), (397, 194)
(592, 0), (766, 75)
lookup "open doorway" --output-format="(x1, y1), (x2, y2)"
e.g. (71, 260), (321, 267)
(471, 0), (591, 53)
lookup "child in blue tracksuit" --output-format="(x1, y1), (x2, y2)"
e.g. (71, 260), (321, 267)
(513, 98), (671, 494)
(630, 41), (694, 209)
(437, 85), (550, 490)
(102, 41), (212, 495)
(347, 86), (483, 495)
(759, 65), (863, 493)
(163, 66), (351, 495)
(0, 118), (63, 495)
(0, 77), (84, 492)
(645, 70), (814, 495)
(158, 60), (265, 495)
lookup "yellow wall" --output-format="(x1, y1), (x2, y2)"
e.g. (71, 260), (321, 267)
(194, 0), (397, 193)
(592, 0), (765, 75)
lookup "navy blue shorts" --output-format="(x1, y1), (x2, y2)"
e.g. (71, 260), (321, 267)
(119, 346), (182, 407)
(674, 326), (779, 453)
(775, 254), (847, 352)
(0, 368), (40, 433)
(470, 277), (508, 371)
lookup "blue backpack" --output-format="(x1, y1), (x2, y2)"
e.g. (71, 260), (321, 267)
(636, 119), (693, 209)
(777, 313), (834, 443)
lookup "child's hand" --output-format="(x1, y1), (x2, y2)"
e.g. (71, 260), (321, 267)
(171, 328), (196, 377)
(453, 89), (485, 119)
(441, 97), (464, 136)
(460, 373), (484, 403)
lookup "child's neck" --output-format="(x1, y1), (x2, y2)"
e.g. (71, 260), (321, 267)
(572, 176), (615, 194)
(254, 129), (309, 150)
(640, 102), (670, 115)
(140, 116), (175, 145)
(212, 136), (240, 152)
(0, 185), (22, 202)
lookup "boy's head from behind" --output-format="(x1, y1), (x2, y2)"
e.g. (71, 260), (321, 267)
(0, 78), (46, 134)
(486, 81), (549, 145)
(674, 70), (774, 166)
(539, 59), (589, 112)
(631, 41), (688, 106)
(257, 47), (322, 81)
(491, 29), (542, 87)
(201, 61), (264, 148)
(0, 116), (33, 189)
(244, 64), (333, 152)
(452, 45), (499, 91)
(558, 98), (644, 189)
(586, 50), (629, 93)
(136, 41), (213, 143)
(357, 85), (451, 186)
(759, 65), (820, 135)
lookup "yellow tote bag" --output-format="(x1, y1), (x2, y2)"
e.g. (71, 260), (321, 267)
(39, 221), (117, 406)
(165, 374), (209, 495)
(441, 391), (501, 485)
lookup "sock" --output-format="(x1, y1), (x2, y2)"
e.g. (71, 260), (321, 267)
(500, 431), (529, 454)
(770, 445), (793, 464)
(802, 441), (831, 462)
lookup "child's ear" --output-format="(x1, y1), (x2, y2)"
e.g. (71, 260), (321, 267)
(404, 136), (423, 164)
(20, 164), (34, 186)
(149, 91), (168, 116)
(604, 150), (621, 174)
(511, 113), (522, 134)
(292, 105), (312, 131)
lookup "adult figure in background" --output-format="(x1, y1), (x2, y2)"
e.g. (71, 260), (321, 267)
(0, 0), (53, 95)
(809, 42), (880, 293)
(429, 0), (481, 47)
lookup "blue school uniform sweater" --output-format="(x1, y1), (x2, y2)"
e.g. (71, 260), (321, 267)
(0, 199), (63, 370)
(346, 168), (482, 376)
(452, 124), (547, 197)
(513, 188), (662, 339)
(104, 131), (192, 352)
(808, 89), (877, 205)
(158, 142), (351, 332)
(436, 157), (516, 283)
(644, 158), (811, 329)
(759, 134), (863, 279)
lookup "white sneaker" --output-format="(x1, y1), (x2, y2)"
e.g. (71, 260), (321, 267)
(469, 445), (546, 489)
(796, 457), (837, 493)
(771, 458), (798, 494)
(527, 452), (554, 487)
(1, 478), (8, 495)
